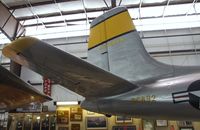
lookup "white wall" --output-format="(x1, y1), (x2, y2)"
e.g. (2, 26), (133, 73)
(20, 67), (84, 111)
(143, 28), (200, 54)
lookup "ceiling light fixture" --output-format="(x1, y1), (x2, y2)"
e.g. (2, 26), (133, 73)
(55, 101), (80, 106)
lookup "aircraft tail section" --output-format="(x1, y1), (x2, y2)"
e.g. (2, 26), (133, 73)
(88, 7), (173, 81)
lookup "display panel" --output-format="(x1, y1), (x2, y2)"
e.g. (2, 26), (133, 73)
(156, 120), (168, 127)
(86, 116), (107, 129)
(179, 127), (194, 130)
(71, 124), (80, 130)
(178, 121), (193, 127)
(115, 116), (132, 123)
(143, 120), (155, 130)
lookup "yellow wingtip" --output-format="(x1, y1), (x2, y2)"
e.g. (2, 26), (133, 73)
(2, 36), (38, 58)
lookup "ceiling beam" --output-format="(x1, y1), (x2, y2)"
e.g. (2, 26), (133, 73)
(118, 0), (123, 6)
(24, 17), (95, 27)
(17, 0), (196, 21)
(17, 8), (108, 21)
(103, 0), (109, 9)
(8, 0), (79, 10)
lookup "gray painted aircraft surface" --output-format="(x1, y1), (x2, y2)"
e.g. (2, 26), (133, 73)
(3, 6), (200, 120)
(0, 65), (51, 110)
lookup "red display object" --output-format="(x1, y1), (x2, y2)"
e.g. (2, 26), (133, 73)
(43, 78), (52, 96)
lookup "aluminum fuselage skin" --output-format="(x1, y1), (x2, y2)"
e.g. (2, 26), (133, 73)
(81, 67), (200, 120)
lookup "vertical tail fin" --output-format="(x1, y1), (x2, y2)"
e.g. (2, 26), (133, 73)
(87, 7), (173, 81)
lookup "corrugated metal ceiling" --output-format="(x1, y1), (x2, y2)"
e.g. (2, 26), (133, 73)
(0, 0), (199, 40)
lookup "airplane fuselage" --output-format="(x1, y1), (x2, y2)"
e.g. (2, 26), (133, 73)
(81, 70), (200, 120)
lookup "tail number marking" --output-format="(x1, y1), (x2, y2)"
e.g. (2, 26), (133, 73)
(132, 95), (156, 102)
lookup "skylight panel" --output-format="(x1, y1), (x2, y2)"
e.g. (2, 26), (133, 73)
(134, 15), (200, 31)
(65, 13), (86, 20)
(194, 3), (200, 12)
(186, 5), (196, 15)
(128, 8), (140, 19)
(23, 16), (65, 25)
(87, 11), (103, 18)
(25, 25), (89, 36)
(67, 21), (89, 25)
(84, 0), (109, 9)
(119, 0), (140, 5)
(22, 19), (38, 25)
(58, 1), (84, 11)
(0, 33), (10, 44)
(143, 0), (166, 4)
(140, 6), (164, 17)
(164, 4), (191, 16)
(29, 30), (89, 40)
(13, 8), (33, 17)
(22, 13), (87, 26)
(31, 4), (59, 15)
(45, 23), (66, 28)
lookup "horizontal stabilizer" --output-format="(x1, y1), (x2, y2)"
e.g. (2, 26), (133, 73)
(0, 65), (51, 110)
(3, 37), (138, 98)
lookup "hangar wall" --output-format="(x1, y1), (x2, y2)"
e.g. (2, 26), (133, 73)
(41, 27), (200, 66)
(20, 67), (84, 111)
(9, 107), (200, 130)
(143, 28), (200, 66)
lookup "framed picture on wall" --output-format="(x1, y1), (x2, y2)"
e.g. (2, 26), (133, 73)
(70, 107), (83, 121)
(115, 116), (132, 123)
(178, 121), (193, 127)
(112, 125), (136, 130)
(179, 127), (194, 130)
(156, 120), (168, 127)
(86, 116), (107, 129)
(58, 127), (68, 130)
(142, 120), (155, 130)
(57, 110), (69, 124)
(71, 124), (80, 130)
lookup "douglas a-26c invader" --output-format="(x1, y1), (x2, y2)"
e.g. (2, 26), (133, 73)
(3, 6), (200, 120)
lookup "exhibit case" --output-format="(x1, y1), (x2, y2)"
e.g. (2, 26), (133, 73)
(7, 112), (55, 130)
